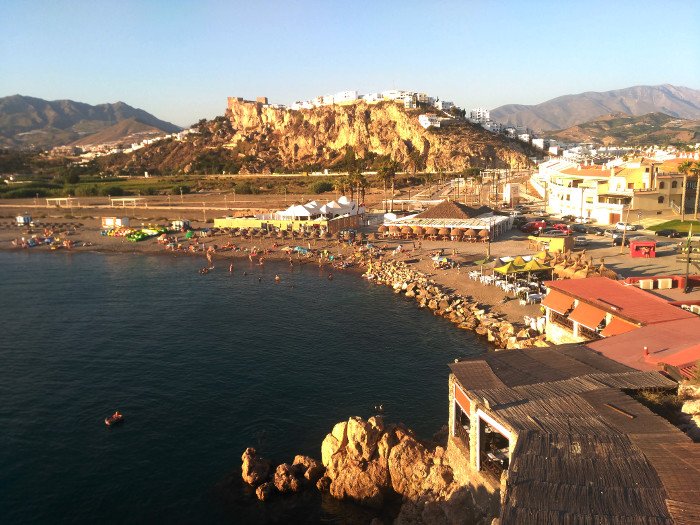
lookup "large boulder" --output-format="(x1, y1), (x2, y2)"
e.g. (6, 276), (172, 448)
(329, 457), (391, 509)
(346, 416), (382, 461)
(241, 447), (271, 487)
(293, 455), (325, 483)
(273, 463), (301, 493)
(321, 421), (348, 467)
(388, 435), (432, 500)
(255, 481), (276, 502)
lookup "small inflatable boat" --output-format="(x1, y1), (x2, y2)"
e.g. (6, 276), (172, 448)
(105, 412), (124, 427)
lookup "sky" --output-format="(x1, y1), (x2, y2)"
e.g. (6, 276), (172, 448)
(2, 0), (699, 127)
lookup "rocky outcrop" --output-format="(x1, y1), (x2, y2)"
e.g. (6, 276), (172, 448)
(225, 98), (532, 172)
(320, 416), (478, 523)
(241, 416), (481, 523)
(679, 382), (700, 442)
(364, 259), (548, 350)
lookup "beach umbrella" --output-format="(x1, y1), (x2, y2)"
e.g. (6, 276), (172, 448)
(478, 229), (489, 237)
(378, 225), (388, 233)
(438, 228), (450, 239)
(465, 228), (476, 238)
(425, 227), (438, 236)
(401, 226), (413, 235)
(411, 226), (424, 235)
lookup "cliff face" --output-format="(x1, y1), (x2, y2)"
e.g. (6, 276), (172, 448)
(225, 99), (531, 172)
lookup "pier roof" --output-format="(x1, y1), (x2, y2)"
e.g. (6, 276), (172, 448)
(449, 345), (699, 525)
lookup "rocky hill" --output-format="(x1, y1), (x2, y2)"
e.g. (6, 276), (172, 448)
(110, 99), (534, 175)
(491, 84), (700, 131)
(0, 95), (180, 149)
(549, 112), (700, 145)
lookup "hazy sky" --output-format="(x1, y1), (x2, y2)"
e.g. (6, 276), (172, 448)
(2, 0), (699, 127)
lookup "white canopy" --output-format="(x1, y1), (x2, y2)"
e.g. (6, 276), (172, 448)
(279, 204), (314, 218)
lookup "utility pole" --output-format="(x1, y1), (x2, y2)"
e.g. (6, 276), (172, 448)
(619, 206), (631, 254)
(684, 226), (693, 293)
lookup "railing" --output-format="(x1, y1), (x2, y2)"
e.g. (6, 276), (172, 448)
(550, 310), (574, 330)
(454, 421), (470, 447)
(578, 324), (602, 341)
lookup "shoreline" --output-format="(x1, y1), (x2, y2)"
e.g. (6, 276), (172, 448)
(1, 224), (543, 349)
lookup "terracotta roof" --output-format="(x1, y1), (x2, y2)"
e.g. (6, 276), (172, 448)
(545, 277), (695, 326)
(600, 316), (638, 337)
(587, 317), (700, 371)
(449, 346), (698, 524)
(541, 289), (574, 314)
(415, 200), (492, 220)
(568, 302), (606, 330)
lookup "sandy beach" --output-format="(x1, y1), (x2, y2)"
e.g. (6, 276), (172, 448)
(3, 208), (697, 332)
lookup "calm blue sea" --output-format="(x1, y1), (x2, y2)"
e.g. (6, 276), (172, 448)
(0, 251), (485, 524)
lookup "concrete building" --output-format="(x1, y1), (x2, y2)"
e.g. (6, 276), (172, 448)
(533, 157), (689, 224)
(469, 108), (490, 123)
(434, 99), (454, 111)
(418, 114), (442, 129)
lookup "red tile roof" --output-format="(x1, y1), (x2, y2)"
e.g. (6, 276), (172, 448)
(600, 317), (637, 337)
(545, 277), (694, 325)
(586, 317), (700, 371)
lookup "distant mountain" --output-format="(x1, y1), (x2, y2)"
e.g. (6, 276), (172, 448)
(491, 84), (700, 131)
(0, 95), (181, 149)
(548, 112), (700, 146)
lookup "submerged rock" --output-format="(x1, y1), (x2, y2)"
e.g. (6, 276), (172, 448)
(273, 463), (301, 493)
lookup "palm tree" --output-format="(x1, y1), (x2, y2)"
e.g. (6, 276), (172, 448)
(378, 161), (399, 213)
(691, 161), (700, 221)
(332, 177), (346, 198)
(679, 160), (692, 222)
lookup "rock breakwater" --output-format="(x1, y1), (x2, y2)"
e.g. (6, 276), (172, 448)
(364, 259), (548, 350)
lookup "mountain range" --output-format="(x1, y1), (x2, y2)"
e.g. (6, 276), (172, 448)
(491, 84), (700, 131)
(0, 95), (180, 150)
(548, 112), (700, 146)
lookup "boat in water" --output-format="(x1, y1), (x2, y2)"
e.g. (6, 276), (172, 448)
(105, 411), (124, 427)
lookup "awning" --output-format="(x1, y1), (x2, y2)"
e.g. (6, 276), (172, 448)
(568, 302), (607, 330)
(541, 290), (575, 314)
(600, 317), (638, 337)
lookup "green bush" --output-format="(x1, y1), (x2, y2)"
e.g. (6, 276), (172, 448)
(171, 185), (191, 195)
(234, 182), (260, 195)
(309, 181), (333, 194)
(75, 185), (99, 197)
(100, 186), (126, 197)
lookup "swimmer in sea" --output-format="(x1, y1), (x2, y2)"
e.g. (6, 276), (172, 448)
(274, 275), (281, 282)
(258, 277), (262, 283)
(229, 262), (233, 272)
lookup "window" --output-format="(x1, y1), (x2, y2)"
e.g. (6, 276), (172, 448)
(627, 183), (634, 189)
(658, 196), (664, 204)
(672, 181), (678, 189)
(659, 182), (665, 189)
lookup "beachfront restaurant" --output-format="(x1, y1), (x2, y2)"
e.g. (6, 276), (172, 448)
(446, 345), (699, 524)
(213, 197), (364, 234)
(382, 200), (512, 241)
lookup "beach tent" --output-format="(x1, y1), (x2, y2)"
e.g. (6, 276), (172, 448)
(280, 204), (314, 218)
(522, 259), (551, 272)
(493, 261), (525, 275)
(511, 255), (527, 266)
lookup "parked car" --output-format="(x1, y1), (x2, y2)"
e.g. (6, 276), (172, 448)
(541, 229), (568, 237)
(615, 222), (639, 231)
(574, 236), (589, 246)
(604, 229), (623, 239)
(655, 229), (681, 238)
(520, 220), (547, 234)
(575, 216), (594, 224)
(560, 214), (576, 222)
(570, 224), (588, 234)
(586, 226), (605, 235)
(552, 223), (573, 234)
(612, 236), (633, 246)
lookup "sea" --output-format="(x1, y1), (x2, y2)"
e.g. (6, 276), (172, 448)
(0, 251), (487, 524)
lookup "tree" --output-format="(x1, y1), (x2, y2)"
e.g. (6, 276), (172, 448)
(679, 161), (692, 222)
(692, 161), (700, 221)
(378, 160), (399, 213)
(332, 177), (347, 197)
